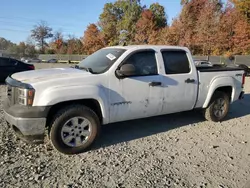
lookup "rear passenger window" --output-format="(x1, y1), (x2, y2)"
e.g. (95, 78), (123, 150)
(161, 50), (190, 74)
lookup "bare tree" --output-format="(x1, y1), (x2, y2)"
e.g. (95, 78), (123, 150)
(31, 21), (53, 53)
(53, 30), (64, 41)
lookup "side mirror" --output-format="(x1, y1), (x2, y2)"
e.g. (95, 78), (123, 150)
(116, 64), (136, 78)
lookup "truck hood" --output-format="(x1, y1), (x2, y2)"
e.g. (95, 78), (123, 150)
(11, 68), (90, 84)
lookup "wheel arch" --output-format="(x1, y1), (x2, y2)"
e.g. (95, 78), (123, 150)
(46, 99), (103, 128)
(203, 85), (234, 108)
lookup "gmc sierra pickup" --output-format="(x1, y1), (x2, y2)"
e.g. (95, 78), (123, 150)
(3, 45), (245, 155)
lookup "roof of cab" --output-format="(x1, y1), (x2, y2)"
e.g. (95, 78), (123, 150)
(104, 45), (189, 51)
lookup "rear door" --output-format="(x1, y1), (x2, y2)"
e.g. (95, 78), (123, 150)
(160, 50), (198, 114)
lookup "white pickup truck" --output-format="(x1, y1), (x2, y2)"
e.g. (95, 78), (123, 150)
(3, 45), (245, 155)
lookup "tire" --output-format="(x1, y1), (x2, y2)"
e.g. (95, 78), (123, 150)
(204, 91), (230, 122)
(49, 104), (100, 155)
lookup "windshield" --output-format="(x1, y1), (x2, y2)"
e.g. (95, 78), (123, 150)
(78, 48), (126, 74)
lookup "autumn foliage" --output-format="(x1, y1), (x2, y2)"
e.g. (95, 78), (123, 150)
(134, 10), (157, 44)
(25, 0), (250, 55)
(79, 0), (249, 55)
(81, 24), (105, 55)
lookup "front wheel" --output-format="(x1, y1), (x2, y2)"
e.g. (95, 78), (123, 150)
(203, 91), (230, 122)
(49, 105), (100, 155)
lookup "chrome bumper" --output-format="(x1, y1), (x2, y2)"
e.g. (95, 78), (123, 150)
(4, 111), (46, 136)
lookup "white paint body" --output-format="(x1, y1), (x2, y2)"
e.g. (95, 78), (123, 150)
(11, 46), (244, 124)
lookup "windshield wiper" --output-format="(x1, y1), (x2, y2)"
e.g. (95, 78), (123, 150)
(73, 65), (93, 73)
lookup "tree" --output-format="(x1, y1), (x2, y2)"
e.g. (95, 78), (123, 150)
(82, 24), (104, 54)
(149, 3), (167, 28)
(25, 37), (37, 57)
(99, 0), (143, 45)
(231, 0), (250, 22)
(195, 0), (222, 55)
(66, 35), (83, 54)
(31, 21), (53, 53)
(51, 31), (64, 54)
(99, 3), (119, 45)
(0, 37), (15, 51)
(115, 0), (143, 44)
(232, 13), (250, 54)
(176, 0), (207, 52)
(18, 42), (26, 57)
(0, 39), (37, 58)
(134, 10), (157, 44)
(216, 2), (250, 55)
(164, 19), (181, 45)
(26, 36), (36, 46)
(172, 0), (224, 54)
(25, 44), (37, 57)
(181, 0), (189, 5)
(2, 0), (250, 56)
(216, 3), (236, 54)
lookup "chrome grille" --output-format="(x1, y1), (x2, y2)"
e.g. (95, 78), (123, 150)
(7, 86), (12, 100)
(6, 85), (16, 105)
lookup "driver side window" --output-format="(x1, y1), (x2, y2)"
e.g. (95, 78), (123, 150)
(123, 50), (158, 76)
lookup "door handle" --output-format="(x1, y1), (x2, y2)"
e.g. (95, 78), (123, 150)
(185, 78), (195, 83)
(149, 82), (162, 87)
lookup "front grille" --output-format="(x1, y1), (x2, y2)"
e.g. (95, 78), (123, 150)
(6, 85), (16, 105)
(7, 86), (12, 100)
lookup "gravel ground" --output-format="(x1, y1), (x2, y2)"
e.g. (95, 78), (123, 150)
(0, 65), (250, 188)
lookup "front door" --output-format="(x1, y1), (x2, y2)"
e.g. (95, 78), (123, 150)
(109, 50), (163, 123)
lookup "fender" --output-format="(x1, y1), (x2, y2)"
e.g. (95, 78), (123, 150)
(203, 76), (236, 108)
(34, 84), (109, 124)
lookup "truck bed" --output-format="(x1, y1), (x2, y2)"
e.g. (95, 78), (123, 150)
(195, 67), (244, 108)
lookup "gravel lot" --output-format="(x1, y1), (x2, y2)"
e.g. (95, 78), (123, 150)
(0, 64), (250, 188)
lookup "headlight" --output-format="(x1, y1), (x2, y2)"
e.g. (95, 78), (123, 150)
(17, 88), (35, 106)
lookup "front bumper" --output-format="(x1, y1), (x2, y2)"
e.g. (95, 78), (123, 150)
(4, 111), (46, 136)
(4, 111), (46, 143)
(3, 99), (50, 143)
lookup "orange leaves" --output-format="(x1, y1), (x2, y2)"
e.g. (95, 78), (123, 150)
(232, 13), (250, 54)
(82, 24), (105, 55)
(217, 2), (250, 55)
(79, 0), (250, 55)
(55, 39), (63, 50)
(134, 10), (157, 44)
(231, 0), (250, 22)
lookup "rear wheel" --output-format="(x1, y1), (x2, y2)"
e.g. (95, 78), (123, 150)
(49, 105), (100, 155)
(204, 91), (230, 122)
